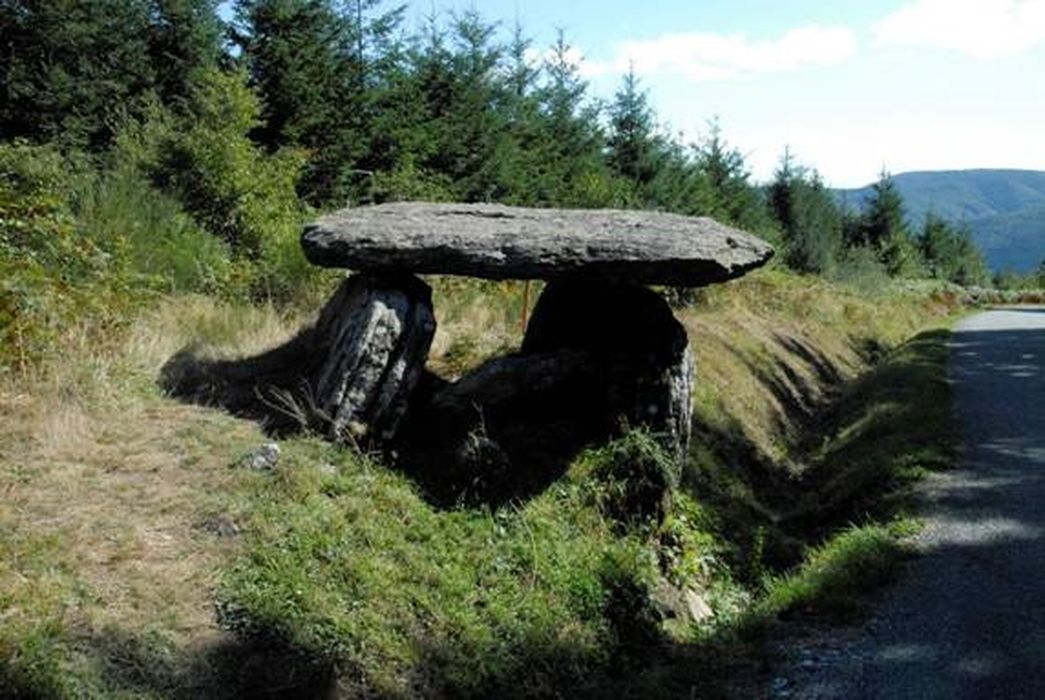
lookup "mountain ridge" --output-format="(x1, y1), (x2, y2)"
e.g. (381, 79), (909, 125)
(833, 169), (1045, 272)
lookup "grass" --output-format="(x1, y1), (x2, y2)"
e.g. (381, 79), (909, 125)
(218, 438), (649, 697)
(0, 268), (966, 697)
(0, 296), (313, 698)
(757, 521), (912, 622)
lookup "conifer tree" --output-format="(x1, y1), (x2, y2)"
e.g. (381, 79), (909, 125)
(146, 0), (224, 107)
(691, 119), (767, 231)
(768, 148), (842, 274)
(607, 66), (659, 188)
(0, 0), (157, 148)
(531, 31), (618, 206)
(859, 170), (908, 250)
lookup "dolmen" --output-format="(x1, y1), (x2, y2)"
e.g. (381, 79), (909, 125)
(165, 202), (772, 505)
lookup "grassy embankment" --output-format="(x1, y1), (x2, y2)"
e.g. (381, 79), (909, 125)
(1, 268), (963, 698)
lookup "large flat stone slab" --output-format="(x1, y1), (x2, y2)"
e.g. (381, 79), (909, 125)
(302, 202), (773, 286)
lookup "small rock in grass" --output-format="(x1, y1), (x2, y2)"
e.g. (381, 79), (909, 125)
(202, 515), (241, 537)
(237, 443), (281, 471)
(651, 581), (715, 625)
(684, 587), (714, 623)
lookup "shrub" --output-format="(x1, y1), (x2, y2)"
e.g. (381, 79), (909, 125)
(117, 69), (320, 302)
(0, 138), (243, 372)
(0, 142), (100, 370)
(73, 163), (233, 294)
(582, 430), (678, 528)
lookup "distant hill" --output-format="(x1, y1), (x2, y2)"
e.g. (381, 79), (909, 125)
(834, 169), (1045, 272)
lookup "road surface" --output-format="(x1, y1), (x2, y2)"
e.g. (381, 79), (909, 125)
(772, 306), (1045, 699)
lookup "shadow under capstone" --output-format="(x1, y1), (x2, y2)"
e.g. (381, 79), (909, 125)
(160, 275), (694, 509)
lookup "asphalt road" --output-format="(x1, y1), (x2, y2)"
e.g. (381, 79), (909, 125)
(773, 306), (1045, 700)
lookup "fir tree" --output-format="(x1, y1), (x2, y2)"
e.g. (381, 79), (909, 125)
(606, 66), (659, 188)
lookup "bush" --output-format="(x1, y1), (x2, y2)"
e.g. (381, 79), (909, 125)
(116, 70), (321, 302)
(0, 138), (245, 372)
(74, 163), (233, 294)
(0, 142), (103, 370)
(582, 430), (678, 528)
(830, 245), (891, 295)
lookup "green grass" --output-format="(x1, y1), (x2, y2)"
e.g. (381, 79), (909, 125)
(213, 309), (960, 697)
(757, 521), (911, 621)
(216, 433), (712, 697)
(792, 328), (957, 531)
(0, 269), (964, 698)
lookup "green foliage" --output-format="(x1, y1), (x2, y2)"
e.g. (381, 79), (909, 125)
(0, 139), (239, 371)
(580, 430), (678, 528)
(849, 170), (928, 277)
(917, 213), (989, 286)
(854, 170), (908, 250)
(232, 0), (396, 204)
(216, 438), (659, 696)
(0, 0), (154, 148)
(799, 329), (957, 527)
(0, 0), (223, 150)
(147, 0), (225, 107)
(690, 121), (772, 233)
(768, 150), (842, 275)
(606, 68), (660, 190)
(759, 524), (905, 619)
(126, 69), (315, 300)
(992, 268), (1043, 291)
(80, 166), (232, 294)
(0, 142), (84, 370)
(656, 493), (725, 586)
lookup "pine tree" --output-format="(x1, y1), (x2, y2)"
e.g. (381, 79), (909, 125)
(860, 170), (907, 249)
(530, 31), (618, 206)
(0, 0), (157, 148)
(146, 0), (224, 108)
(233, 0), (400, 204)
(690, 119), (767, 231)
(768, 148), (842, 274)
(859, 170), (920, 276)
(606, 67), (659, 188)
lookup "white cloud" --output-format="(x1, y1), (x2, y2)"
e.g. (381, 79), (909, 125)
(875, 0), (1045, 59)
(596, 25), (857, 82)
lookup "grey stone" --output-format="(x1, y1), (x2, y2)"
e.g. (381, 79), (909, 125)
(650, 581), (714, 625)
(202, 514), (241, 537)
(311, 273), (436, 445)
(238, 442), (280, 471)
(522, 279), (694, 464)
(302, 202), (773, 287)
(684, 587), (714, 623)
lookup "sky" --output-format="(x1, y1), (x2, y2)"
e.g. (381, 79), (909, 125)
(399, 0), (1045, 187)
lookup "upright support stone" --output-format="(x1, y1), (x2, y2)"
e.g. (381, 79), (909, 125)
(522, 278), (694, 465)
(312, 273), (435, 445)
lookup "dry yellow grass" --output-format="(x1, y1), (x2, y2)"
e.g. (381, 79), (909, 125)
(0, 296), (310, 686)
(680, 271), (959, 467)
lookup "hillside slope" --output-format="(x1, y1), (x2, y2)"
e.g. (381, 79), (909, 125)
(1, 271), (963, 697)
(835, 169), (1045, 272)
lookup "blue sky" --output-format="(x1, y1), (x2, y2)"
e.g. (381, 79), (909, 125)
(400, 0), (1045, 187)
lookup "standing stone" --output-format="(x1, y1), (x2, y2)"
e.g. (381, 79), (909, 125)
(522, 278), (694, 465)
(311, 273), (435, 445)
